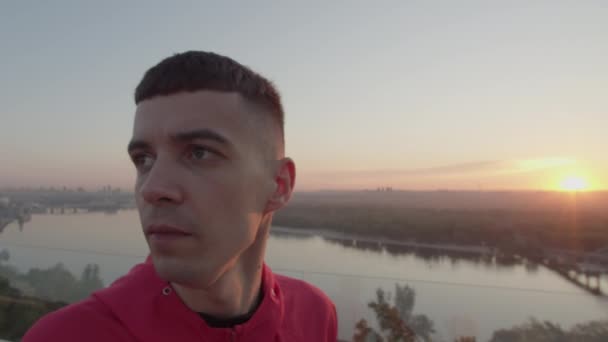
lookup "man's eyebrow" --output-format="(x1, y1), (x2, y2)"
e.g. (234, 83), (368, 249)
(169, 129), (231, 146)
(127, 129), (231, 154)
(127, 140), (151, 154)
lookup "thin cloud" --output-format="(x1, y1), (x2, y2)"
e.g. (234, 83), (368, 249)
(305, 158), (576, 179)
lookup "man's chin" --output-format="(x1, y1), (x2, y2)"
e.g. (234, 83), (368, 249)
(150, 254), (217, 287)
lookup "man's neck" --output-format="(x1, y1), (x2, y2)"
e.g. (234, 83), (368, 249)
(172, 222), (269, 319)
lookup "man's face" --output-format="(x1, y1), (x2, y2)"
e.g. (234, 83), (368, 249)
(129, 91), (277, 287)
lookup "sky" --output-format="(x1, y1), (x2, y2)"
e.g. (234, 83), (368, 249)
(1, 1), (606, 191)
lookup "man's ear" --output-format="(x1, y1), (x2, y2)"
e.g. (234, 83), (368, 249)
(265, 158), (296, 213)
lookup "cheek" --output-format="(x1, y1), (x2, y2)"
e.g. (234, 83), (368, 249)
(188, 172), (242, 217)
(205, 180), (251, 223)
(192, 173), (261, 236)
(134, 182), (149, 214)
(201, 163), (266, 206)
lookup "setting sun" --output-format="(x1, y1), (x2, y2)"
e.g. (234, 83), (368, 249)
(559, 176), (589, 191)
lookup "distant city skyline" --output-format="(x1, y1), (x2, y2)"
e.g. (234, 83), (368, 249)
(1, 2), (606, 191)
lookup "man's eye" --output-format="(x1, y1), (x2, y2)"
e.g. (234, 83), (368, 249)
(132, 154), (154, 170)
(189, 146), (214, 161)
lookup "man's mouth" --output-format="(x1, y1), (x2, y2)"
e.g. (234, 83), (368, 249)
(145, 224), (193, 245)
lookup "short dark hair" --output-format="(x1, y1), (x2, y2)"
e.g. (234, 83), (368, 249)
(135, 51), (284, 143)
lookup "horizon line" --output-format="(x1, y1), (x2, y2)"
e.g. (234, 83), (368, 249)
(2, 186), (607, 194)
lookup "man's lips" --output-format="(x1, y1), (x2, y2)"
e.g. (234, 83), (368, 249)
(145, 224), (193, 248)
(145, 224), (192, 237)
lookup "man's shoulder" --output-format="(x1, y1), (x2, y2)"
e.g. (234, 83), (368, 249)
(275, 273), (330, 299)
(22, 296), (131, 342)
(23, 262), (155, 342)
(274, 273), (336, 313)
(273, 273), (338, 340)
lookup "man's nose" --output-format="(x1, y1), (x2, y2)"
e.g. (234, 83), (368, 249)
(139, 160), (184, 206)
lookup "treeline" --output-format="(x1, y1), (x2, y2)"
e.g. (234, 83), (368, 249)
(0, 278), (67, 341)
(489, 319), (608, 342)
(0, 261), (104, 304)
(274, 202), (608, 254)
(355, 282), (608, 342)
(0, 253), (105, 340)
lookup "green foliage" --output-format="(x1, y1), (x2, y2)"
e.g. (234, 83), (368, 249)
(489, 318), (608, 342)
(355, 289), (608, 342)
(0, 255), (104, 340)
(353, 319), (383, 342)
(24, 263), (78, 302)
(1, 258), (104, 304)
(0, 277), (67, 341)
(354, 284), (434, 342)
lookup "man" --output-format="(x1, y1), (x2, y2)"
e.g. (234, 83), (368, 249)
(24, 51), (338, 341)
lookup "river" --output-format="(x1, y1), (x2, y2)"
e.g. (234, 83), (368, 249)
(1, 211), (607, 341)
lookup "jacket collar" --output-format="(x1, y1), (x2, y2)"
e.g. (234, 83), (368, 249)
(94, 257), (283, 341)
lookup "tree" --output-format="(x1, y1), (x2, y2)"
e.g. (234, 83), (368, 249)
(0, 277), (67, 340)
(77, 263), (104, 300)
(489, 318), (608, 342)
(354, 319), (383, 342)
(0, 249), (9, 262)
(354, 284), (435, 342)
(21, 263), (104, 303)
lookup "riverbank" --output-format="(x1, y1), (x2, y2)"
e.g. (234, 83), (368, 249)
(272, 226), (493, 255)
(273, 198), (608, 257)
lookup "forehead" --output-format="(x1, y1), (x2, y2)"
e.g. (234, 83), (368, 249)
(133, 91), (260, 144)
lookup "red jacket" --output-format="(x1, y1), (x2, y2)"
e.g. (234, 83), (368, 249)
(24, 260), (338, 341)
